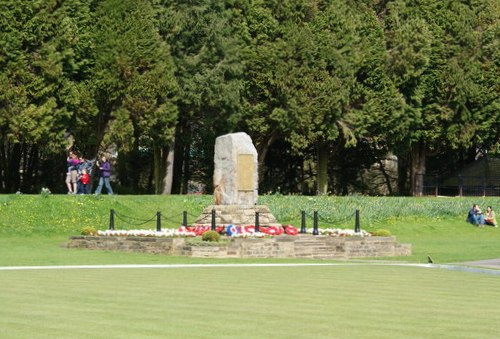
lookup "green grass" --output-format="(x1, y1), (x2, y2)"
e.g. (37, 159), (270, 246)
(0, 194), (499, 264)
(1, 194), (498, 234)
(1, 265), (499, 338)
(374, 217), (500, 263)
(0, 194), (212, 234)
(1, 195), (500, 338)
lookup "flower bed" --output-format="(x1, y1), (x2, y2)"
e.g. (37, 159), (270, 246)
(96, 224), (372, 238)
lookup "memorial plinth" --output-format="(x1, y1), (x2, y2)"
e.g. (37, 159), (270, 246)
(194, 132), (280, 227)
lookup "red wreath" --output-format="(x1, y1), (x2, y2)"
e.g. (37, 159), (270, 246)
(283, 225), (299, 236)
(185, 225), (210, 236)
(243, 225), (255, 233)
(260, 226), (284, 235)
(182, 225), (223, 235)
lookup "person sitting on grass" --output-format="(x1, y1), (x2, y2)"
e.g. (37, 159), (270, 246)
(484, 206), (497, 227)
(467, 204), (485, 227)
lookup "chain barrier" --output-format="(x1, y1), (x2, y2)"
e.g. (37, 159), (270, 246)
(114, 211), (157, 227)
(109, 209), (195, 229)
(320, 211), (356, 225)
(186, 212), (200, 219)
(109, 209), (359, 230)
(160, 213), (184, 224)
(304, 211), (355, 226)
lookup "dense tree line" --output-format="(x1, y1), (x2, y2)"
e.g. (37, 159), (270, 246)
(0, 0), (498, 195)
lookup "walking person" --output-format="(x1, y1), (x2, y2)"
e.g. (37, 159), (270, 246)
(76, 156), (95, 194)
(65, 151), (79, 194)
(94, 156), (114, 195)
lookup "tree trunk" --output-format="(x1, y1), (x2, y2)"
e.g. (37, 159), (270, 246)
(6, 142), (22, 193)
(397, 153), (410, 195)
(171, 121), (190, 194)
(256, 131), (278, 185)
(162, 141), (175, 194)
(181, 143), (190, 194)
(153, 144), (161, 194)
(410, 141), (426, 196)
(377, 159), (393, 195)
(27, 145), (39, 193)
(317, 143), (329, 195)
(0, 140), (5, 192)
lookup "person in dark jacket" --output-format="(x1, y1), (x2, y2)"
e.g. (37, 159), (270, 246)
(94, 156), (114, 195)
(467, 204), (484, 226)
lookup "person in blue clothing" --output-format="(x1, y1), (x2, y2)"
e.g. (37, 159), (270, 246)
(467, 204), (484, 227)
(94, 156), (114, 195)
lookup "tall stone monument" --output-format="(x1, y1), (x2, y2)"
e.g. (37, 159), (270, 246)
(194, 132), (279, 226)
(213, 132), (258, 206)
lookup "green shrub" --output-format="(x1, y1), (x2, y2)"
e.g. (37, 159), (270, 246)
(81, 226), (98, 236)
(372, 229), (391, 237)
(40, 187), (51, 198)
(201, 230), (221, 242)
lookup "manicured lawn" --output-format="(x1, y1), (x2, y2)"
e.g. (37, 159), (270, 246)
(1, 265), (499, 338)
(374, 217), (500, 263)
(1, 195), (499, 338)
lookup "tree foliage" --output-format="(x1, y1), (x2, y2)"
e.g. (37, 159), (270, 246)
(0, 0), (497, 195)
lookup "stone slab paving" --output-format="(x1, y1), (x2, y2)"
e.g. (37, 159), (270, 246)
(460, 258), (500, 270)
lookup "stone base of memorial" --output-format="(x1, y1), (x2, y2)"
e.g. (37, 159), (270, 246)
(67, 234), (411, 259)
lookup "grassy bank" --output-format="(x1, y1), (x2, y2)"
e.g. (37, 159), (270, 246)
(0, 194), (499, 264)
(1, 194), (498, 234)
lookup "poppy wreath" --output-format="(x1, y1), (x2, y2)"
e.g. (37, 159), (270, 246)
(243, 225), (255, 233)
(185, 225), (211, 236)
(226, 224), (240, 236)
(260, 226), (284, 235)
(283, 225), (299, 235)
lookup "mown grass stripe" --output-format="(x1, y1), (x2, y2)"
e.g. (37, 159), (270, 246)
(1, 266), (499, 338)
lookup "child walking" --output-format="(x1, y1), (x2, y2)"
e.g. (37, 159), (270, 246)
(79, 169), (90, 194)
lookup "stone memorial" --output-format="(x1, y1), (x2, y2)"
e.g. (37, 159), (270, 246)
(213, 132), (258, 205)
(194, 132), (280, 226)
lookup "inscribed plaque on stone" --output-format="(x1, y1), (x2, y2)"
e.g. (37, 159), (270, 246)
(237, 154), (254, 191)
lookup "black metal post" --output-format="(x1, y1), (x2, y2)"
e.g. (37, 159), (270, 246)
(313, 211), (319, 235)
(354, 209), (360, 233)
(255, 211), (260, 233)
(459, 175), (463, 197)
(211, 209), (216, 231)
(182, 211), (188, 226)
(300, 210), (306, 234)
(156, 212), (161, 232)
(109, 209), (115, 230)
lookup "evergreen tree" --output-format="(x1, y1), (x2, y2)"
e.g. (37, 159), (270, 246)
(90, 0), (178, 194)
(382, 0), (499, 195)
(159, 0), (246, 193)
(0, 0), (93, 192)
